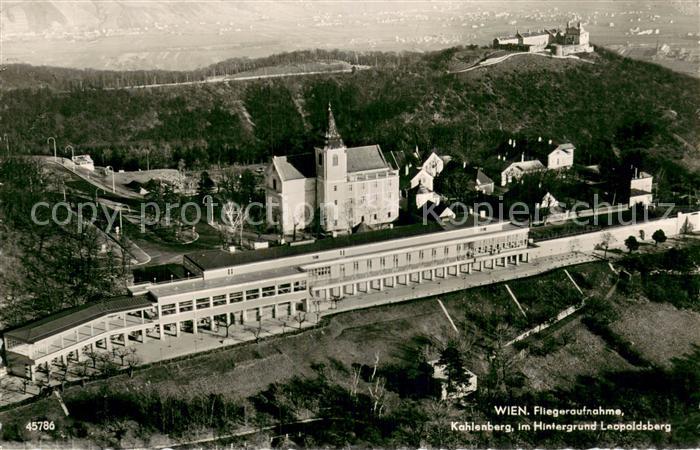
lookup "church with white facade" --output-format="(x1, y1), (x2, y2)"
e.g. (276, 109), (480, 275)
(266, 105), (399, 235)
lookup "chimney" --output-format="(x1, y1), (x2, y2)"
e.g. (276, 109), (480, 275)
(405, 165), (409, 176)
(521, 152), (525, 162)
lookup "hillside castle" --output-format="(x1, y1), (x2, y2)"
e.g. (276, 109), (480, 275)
(493, 21), (594, 56)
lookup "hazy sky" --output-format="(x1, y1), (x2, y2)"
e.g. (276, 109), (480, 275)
(1, 1), (697, 70)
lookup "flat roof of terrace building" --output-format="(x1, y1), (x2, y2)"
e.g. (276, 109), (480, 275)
(185, 217), (513, 272)
(4, 295), (154, 344)
(185, 217), (521, 271)
(148, 266), (304, 299)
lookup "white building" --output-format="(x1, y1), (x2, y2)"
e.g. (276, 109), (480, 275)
(410, 167), (434, 191)
(547, 143), (575, 170)
(72, 155), (95, 171)
(4, 218), (531, 380)
(421, 152), (445, 178)
(475, 169), (495, 195)
(629, 170), (653, 207)
(266, 105), (399, 235)
(414, 183), (442, 208)
(501, 158), (545, 186)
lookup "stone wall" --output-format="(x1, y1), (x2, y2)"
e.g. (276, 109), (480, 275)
(530, 211), (700, 259)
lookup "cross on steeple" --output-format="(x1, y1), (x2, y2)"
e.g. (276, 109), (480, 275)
(325, 102), (344, 149)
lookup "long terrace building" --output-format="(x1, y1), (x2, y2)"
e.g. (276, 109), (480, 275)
(3, 218), (530, 380)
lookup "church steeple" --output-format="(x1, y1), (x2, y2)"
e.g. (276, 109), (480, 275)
(324, 103), (344, 149)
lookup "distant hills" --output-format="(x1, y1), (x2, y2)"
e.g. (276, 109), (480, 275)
(0, 47), (698, 198)
(1, 1), (698, 71)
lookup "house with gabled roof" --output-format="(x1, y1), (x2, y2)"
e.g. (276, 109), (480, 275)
(548, 143), (575, 170)
(475, 168), (495, 194)
(500, 156), (545, 186)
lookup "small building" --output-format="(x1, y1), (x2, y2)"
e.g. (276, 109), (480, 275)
(421, 151), (445, 178)
(501, 158), (545, 186)
(547, 143), (575, 170)
(475, 168), (495, 195)
(429, 359), (477, 401)
(413, 183), (441, 209)
(424, 201), (456, 222)
(629, 170), (653, 207)
(72, 155), (95, 171)
(409, 167), (434, 191)
(493, 35), (519, 47)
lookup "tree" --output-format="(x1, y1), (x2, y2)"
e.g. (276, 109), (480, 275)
(84, 347), (100, 368)
(113, 346), (132, 366)
(197, 171), (216, 201)
(239, 169), (257, 204)
(599, 232), (615, 258)
(437, 344), (470, 396)
(124, 349), (141, 378)
(624, 235), (640, 253)
(245, 322), (264, 343)
(680, 217), (694, 237)
(652, 229), (667, 246)
(292, 311), (307, 329)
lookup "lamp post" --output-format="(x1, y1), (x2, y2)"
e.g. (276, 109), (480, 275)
(65, 145), (75, 172)
(105, 166), (116, 193)
(118, 204), (131, 236)
(47, 137), (57, 161)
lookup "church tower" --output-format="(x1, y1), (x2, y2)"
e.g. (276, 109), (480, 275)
(315, 103), (348, 231)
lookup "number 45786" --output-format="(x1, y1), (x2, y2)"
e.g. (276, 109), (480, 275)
(25, 421), (55, 431)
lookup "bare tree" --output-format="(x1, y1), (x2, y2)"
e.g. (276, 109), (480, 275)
(124, 349), (141, 378)
(245, 322), (264, 343)
(97, 351), (118, 376)
(292, 311), (307, 329)
(600, 232), (615, 258)
(84, 346), (100, 368)
(350, 365), (362, 398)
(21, 377), (31, 394)
(113, 346), (131, 366)
(74, 360), (91, 380)
(367, 376), (386, 416)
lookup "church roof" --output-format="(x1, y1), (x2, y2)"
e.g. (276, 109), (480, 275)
(273, 154), (316, 181)
(272, 144), (391, 181)
(347, 144), (391, 173)
(324, 103), (344, 149)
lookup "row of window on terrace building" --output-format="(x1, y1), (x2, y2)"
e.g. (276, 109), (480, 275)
(161, 281), (307, 316)
(308, 236), (529, 279)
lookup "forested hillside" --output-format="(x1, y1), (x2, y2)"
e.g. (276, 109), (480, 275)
(1, 47), (698, 183)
